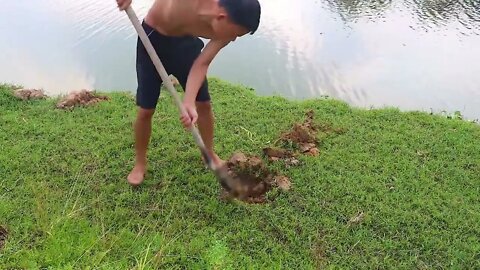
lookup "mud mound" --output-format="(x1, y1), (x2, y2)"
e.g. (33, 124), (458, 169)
(13, 89), (47, 100)
(260, 110), (320, 167)
(263, 110), (346, 164)
(223, 152), (291, 203)
(280, 110), (320, 156)
(56, 90), (108, 109)
(0, 226), (7, 250)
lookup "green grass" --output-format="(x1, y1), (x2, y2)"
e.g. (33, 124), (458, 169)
(1, 79), (479, 269)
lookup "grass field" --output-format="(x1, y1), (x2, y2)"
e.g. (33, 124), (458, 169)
(1, 79), (479, 269)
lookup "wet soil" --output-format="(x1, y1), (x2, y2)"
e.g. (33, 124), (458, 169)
(222, 152), (291, 204)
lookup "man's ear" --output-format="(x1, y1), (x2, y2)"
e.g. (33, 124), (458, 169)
(217, 13), (227, 21)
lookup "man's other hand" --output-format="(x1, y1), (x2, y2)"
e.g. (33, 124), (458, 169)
(116, 0), (132, 11)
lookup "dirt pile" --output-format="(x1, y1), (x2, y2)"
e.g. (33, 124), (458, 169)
(261, 110), (321, 169)
(56, 90), (108, 109)
(13, 89), (47, 100)
(263, 110), (346, 164)
(222, 152), (291, 203)
(279, 110), (320, 156)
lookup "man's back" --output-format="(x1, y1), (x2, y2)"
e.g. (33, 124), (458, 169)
(146, 0), (218, 38)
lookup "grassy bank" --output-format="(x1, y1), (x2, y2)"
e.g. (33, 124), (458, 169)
(1, 79), (479, 269)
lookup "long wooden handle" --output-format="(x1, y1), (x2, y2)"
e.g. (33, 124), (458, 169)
(125, 6), (214, 168)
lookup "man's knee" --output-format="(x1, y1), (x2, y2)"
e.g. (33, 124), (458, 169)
(196, 101), (212, 114)
(137, 108), (155, 121)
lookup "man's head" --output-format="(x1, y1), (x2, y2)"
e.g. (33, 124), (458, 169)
(213, 0), (261, 40)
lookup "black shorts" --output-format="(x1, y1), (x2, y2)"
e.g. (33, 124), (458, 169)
(135, 21), (210, 109)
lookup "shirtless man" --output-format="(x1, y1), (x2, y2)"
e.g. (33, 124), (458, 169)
(116, 0), (261, 186)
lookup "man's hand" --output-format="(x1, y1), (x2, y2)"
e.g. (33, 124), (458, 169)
(116, 0), (132, 11)
(180, 101), (198, 129)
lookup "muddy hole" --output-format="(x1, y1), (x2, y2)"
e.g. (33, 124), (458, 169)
(56, 89), (108, 109)
(0, 225), (7, 250)
(221, 152), (291, 204)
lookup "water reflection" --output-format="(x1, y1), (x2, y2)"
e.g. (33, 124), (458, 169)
(325, 0), (480, 35)
(0, 0), (479, 119)
(409, 0), (480, 32)
(325, 0), (393, 22)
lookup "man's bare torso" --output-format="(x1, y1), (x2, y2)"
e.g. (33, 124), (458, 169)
(145, 0), (218, 38)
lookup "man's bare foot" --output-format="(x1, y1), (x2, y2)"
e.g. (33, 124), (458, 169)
(127, 165), (146, 186)
(212, 153), (225, 167)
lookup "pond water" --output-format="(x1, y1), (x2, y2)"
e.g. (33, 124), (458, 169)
(1, 0), (479, 120)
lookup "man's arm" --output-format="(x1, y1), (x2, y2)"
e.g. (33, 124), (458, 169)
(179, 39), (230, 128)
(183, 39), (230, 104)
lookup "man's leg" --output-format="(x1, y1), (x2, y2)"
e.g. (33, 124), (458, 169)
(129, 20), (165, 185)
(172, 37), (224, 167)
(196, 101), (224, 166)
(128, 108), (155, 186)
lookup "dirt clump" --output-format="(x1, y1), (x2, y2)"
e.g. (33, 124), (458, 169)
(262, 110), (347, 166)
(262, 110), (321, 165)
(274, 175), (291, 191)
(283, 157), (301, 167)
(262, 147), (293, 161)
(13, 88), (47, 100)
(280, 110), (320, 155)
(223, 152), (291, 203)
(0, 226), (7, 250)
(56, 89), (108, 109)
